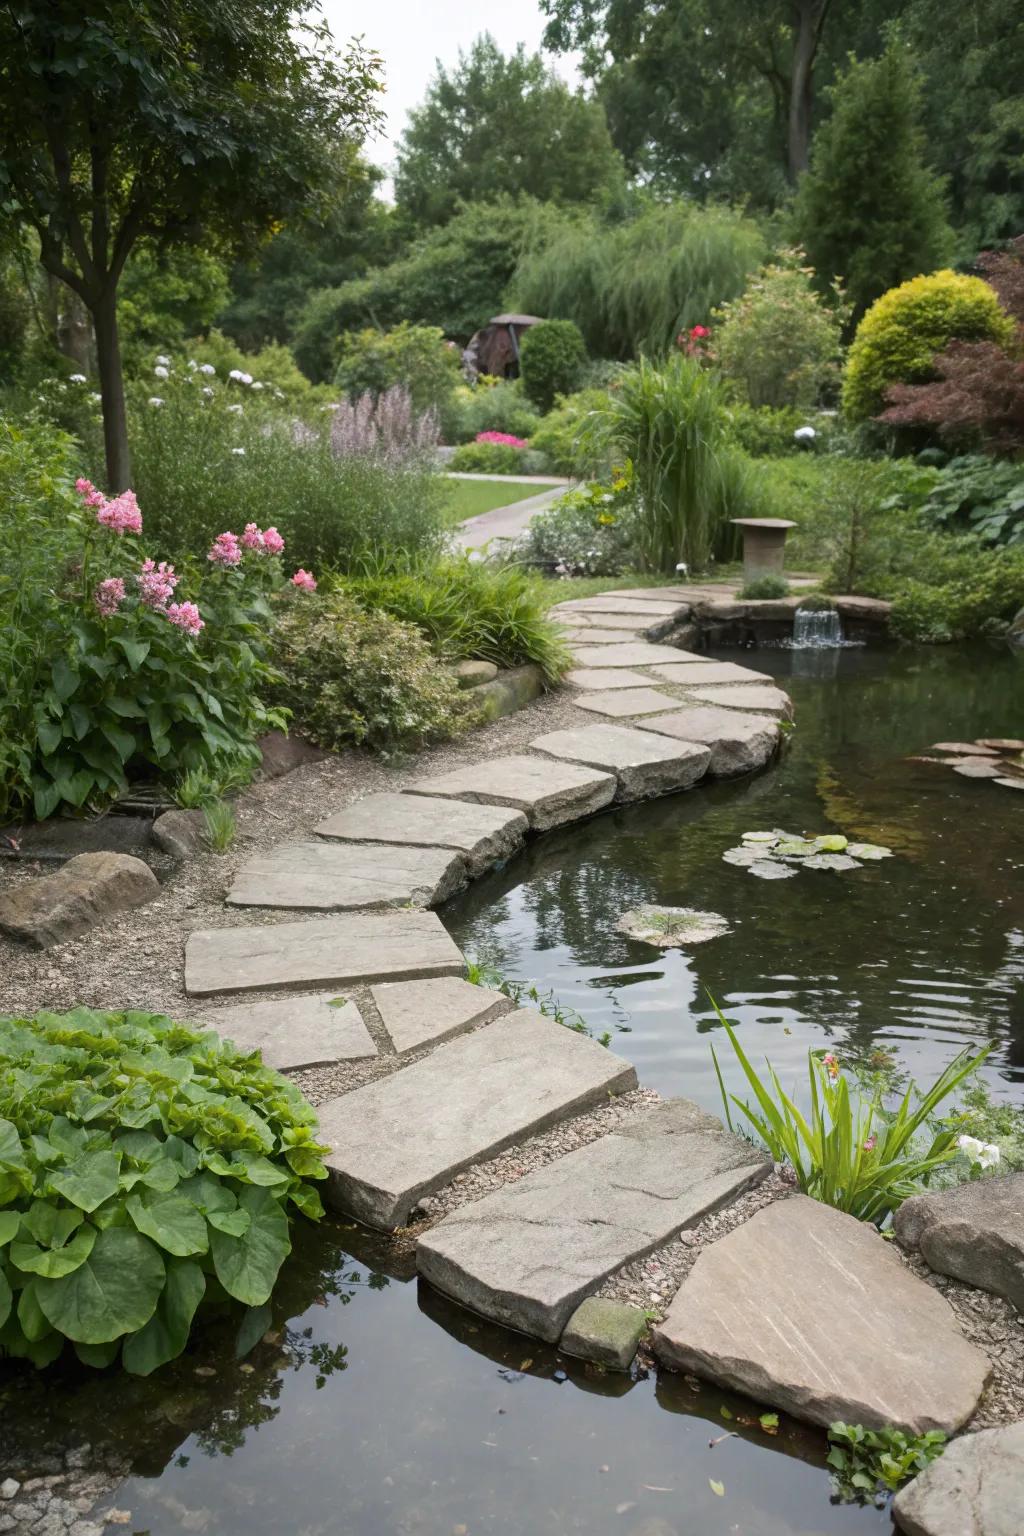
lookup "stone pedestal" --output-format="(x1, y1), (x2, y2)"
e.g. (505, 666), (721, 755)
(731, 518), (796, 581)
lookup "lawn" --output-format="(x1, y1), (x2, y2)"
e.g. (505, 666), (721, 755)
(443, 477), (548, 525)
(533, 571), (742, 610)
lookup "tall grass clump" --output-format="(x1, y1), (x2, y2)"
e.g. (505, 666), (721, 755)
(509, 204), (765, 359)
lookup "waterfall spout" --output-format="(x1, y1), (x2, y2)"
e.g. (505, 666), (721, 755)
(791, 606), (846, 649)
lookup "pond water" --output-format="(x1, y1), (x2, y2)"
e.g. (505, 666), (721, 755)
(3, 643), (1022, 1536)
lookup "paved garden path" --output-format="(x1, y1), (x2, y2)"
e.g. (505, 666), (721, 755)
(178, 586), (993, 1432)
(451, 480), (568, 551)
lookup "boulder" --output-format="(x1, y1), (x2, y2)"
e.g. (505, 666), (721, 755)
(0, 852), (158, 948)
(561, 1298), (647, 1371)
(151, 808), (206, 859)
(471, 664), (545, 721)
(893, 1422), (1024, 1536)
(453, 659), (498, 689)
(893, 1173), (1024, 1311)
(256, 729), (326, 779)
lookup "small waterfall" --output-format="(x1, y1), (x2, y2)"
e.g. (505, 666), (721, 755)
(791, 605), (845, 649)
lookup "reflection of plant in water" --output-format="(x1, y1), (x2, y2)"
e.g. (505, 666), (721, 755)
(465, 958), (611, 1045)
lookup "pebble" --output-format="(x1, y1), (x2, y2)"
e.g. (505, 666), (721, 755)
(0, 1484), (17, 1502)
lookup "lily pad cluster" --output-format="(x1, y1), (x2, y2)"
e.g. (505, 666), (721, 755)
(914, 738), (1024, 792)
(723, 831), (893, 880)
(617, 904), (731, 947)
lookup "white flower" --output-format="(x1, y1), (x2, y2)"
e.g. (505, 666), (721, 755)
(227, 403), (244, 415)
(148, 396), (165, 407)
(957, 1135), (984, 1160)
(231, 447), (246, 456)
(90, 393), (101, 403)
(977, 1143), (1001, 1169)
(250, 380), (264, 391)
(199, 363), (216, 376)
(794, 425), (817, 441)
(228, 368), (245, 382)
(240, 371), (253, 385)
(273, 388), (285, 399)
(68, 373), (87, 384)
(187, 359), (198, 371)
(675, 561), (689, 574)
(154, 365), (169, 379)
(202, 386), (214, 398)
(154, 354), (171, 367)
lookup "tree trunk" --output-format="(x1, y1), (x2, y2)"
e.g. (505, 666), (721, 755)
(788, 2), (820, 180)
(57, 286), (95, 373)
(92, 287), (132, 492)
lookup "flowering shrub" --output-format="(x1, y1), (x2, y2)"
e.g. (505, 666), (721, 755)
(449, 440), (526, 473)
(329, 385), (439, 465)
(475, 431), (529, 448)
(0, 1007), (326, 1373)
(523, 469), (639, 576)
(448, 380), (541, 445)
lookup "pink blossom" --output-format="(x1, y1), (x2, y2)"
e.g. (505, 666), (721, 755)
(137, 558), (178, 609)
(93, 577), (126, 617)
(291, 568), (317, 592)
(75, 477), (106, 510)
(207, 531), (242, 567)
(241, 522), (265, 552)
(475, 431), (528, 448)
(262, 525), (285, 555)
(96, 490), (142, 536)
(863, 1134), (877, 1152)
(165, 601), (204, 636)
(823, 1052), (840, 1082)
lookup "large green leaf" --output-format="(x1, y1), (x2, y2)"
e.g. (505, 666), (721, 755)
(0, 1118), (27, 1169)
(0, 1269), (11, 1329)
(17, 1280), (54, 1342)
(37, 1227), (165, 1343)
(0, 1211), (21, 1245)
(51, 1149), (121, 1212)
(126, 1190), (209, 1257)
(122, 1259), (206, 1377)
(21, 1199), (82, 1247)
(210, 1187), (291, 1306)
(10, 1223), (97, 1278)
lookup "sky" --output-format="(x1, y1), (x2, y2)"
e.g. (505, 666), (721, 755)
(320, 0), (582, 181)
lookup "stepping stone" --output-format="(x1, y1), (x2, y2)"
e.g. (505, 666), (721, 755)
(403, 755), (615, 831)
(557, 611), (666, 632)
(184, 910), (464, 997)
(575, 688), (681, 719)
(417, 1099), (771, 1341)
(314, 793), (527, 877)
(557, 597), (684, 617)
(995, 776), (1024, 791)
(203, 992), (377, 1070)
(566, 667), (656, 690)
(638, 705), (780, 777)
(651, 661), (771, 686)
(604, 586), (694, 602)
(570, 642), (692, 668)
(950, 756), (1002, 779)
(978, 737), (1024, 752)
(530, 724), (710, 801)
(562, 628), (642, 644)
(226, 841), (467, 910)
(560, 1298), (647, 1371)
(892, 1421), (1024, 1536)
(893, 1172), (1024, 1311)
(371, 975), (511, 1054)
(652, 1195), (990, 1434)
(685, 684), (794, 720)
(319, 1008), (637, 1228)
(931, 741), (1000, 755)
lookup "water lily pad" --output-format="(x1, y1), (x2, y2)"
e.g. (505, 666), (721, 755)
(813, 835), (848, 852)
(803, 853), (862, 872)
(775, 839), (818, 857)
(741, 831), (778, 846)
(846, 842), (893, 859)
(617, 904), (731, 947)
(748, 861), (797, 880)
(722, 846), (763, 866)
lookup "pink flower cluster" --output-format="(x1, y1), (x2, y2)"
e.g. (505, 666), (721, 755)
(75, 477), (144, 536)
(166, 601), (204, 636)
(208, 523), (285, 564)
(94, 577), (126, 617)
(75, 477), (106, 510)
(475, 431), (528, 448)
(138, 558), (178, 608)
(291, 569), (317, 591)
(208, 531), (242, 567)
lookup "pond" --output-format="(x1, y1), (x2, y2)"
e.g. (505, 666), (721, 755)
(2, 643), (1022, 1536)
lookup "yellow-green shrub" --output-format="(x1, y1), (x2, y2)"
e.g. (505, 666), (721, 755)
(842, 271), (1013, 422)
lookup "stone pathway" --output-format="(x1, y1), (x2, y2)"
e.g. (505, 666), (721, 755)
(450, 481), (569, 552)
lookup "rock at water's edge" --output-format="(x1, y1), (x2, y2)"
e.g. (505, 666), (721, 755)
(893, 1173), (1024, 1312)
(893, 1422), (1024, 1536)
(561, 1298), (647, 1371)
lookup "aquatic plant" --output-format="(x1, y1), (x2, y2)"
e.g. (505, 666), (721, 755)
(722, 829), (893, 878)
(0, 1009), (327, 1374)
(827, 1421), (947, 1504)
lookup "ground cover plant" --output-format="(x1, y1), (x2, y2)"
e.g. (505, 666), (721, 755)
(523, 472), (639, 576)
(827, 1422), (947, 1504)
(0, 1007), (327, 1374)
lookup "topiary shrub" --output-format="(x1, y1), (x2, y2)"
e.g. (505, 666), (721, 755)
(0, 1008), (327, 1374)
(714, 256), (845, 409)
(519, 319), (588, 412)
(270, 590), (467, 750)
(842, 271), (1014, 423)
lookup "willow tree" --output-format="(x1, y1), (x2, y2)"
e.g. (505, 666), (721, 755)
(0, 2), (382, 490)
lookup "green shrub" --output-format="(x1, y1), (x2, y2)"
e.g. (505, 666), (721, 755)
(523, 474), (639, 576)
(740, 574), (789, 599)
(528, 387), (614, 477)
(334, 323), (460, 423)
(183, 330), (315, 402)
(449, 380), (541, 444)
(339, 561), (569, 680)
(889, 543), (1024, 642)
(827, 1423), (947, 1504)
(714, 256), (845, 408)
(724, 402), (831, 458)
(519, 319), (587, 412)
(270, 591), (467, 751)
(449, 440), (526, 474)
(920, 454), (1024, 547)
(842, 271), (1014, 422)
(0, 1007), (326, 1374)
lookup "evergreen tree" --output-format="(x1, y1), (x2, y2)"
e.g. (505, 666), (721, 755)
(796, 45), (953, 321)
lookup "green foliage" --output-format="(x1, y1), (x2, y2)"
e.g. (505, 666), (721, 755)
(843, 271), (1014, 423)
(528, 388), (615, 477)
(889, 543), (1024, 642)
(394, 35), (625, 228)
(724, 403), (832, 458)
(711, 1009), (985, 1225)
(524, 473), (639, 576)
(714, 256), (845, 408)
(811, 458), (941, 596)
(173, 755), (256, 810)
(740, 574), (789, 600)
(942, 1082), (1024, 1177)
(202, 800), (237, 852)
(184, 331), (317, 402)
(449, 441), (526, 474)
(920, 455), (1024, 547)
(119, 246), (230, 362)
(796, 46), (954, 322)
(334, 324), (460, 423)
(519, 320), (588, 412)
(339, 562), (569, 681)
(0, 1007), (326, 1374)
(827, 1422), (947, 1504)
(269, 591), (467, 752)
(509, 202), (765, 359)
(449, 380), (542, 444)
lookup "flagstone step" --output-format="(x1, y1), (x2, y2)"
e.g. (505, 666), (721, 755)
(684, 683), (794, 720)
(318, 1008), (637, 1228)
(570, 642), (694, 668)
(556, 610), (670, 632)
(203, 992), (377, 1070)
(403, 754), (616, 831)
(184, 910), (465, 997)
(314, 793), (527, 877)
(574, 688), (680, 719)
(638, 706), (781, 777)
(371, 975), (512, 1054)
(226, 840), (467, 911)
(529, 724), (710, 801)
(567, 667), (658, 690)
(417, 1099), (771, 1342)
(651, 661), (772, 686)
(556, 597), (686, 618)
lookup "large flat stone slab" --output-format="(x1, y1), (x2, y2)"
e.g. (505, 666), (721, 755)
(652, 1195), (990, 1433)
(203, 993), (377, 1070)
(685, 684), (794, 720)
(652, 661), (771, 686)
(638, 706), (780, 776)
(574, 688), (681, 719)
(893, 1422), (1024, 1536)
(314, 793), (527, 878)
(418, 1099), (771, 1340)
(570, 642), (691, 668)
(557, 611), (667, 632)
(530, 724), (710, 801)
(184, 910), (465, 997)
(226, 841), (467, 910)
(562, 627), (645, 644)
(371, 975), (512, 1054)
(319, 1008), (637, 1228)
(403, 755), (615, 831)
(893, 1172), (1024, 1311)
(557, 597), (685, 618)
(566, 668), (656, 690)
